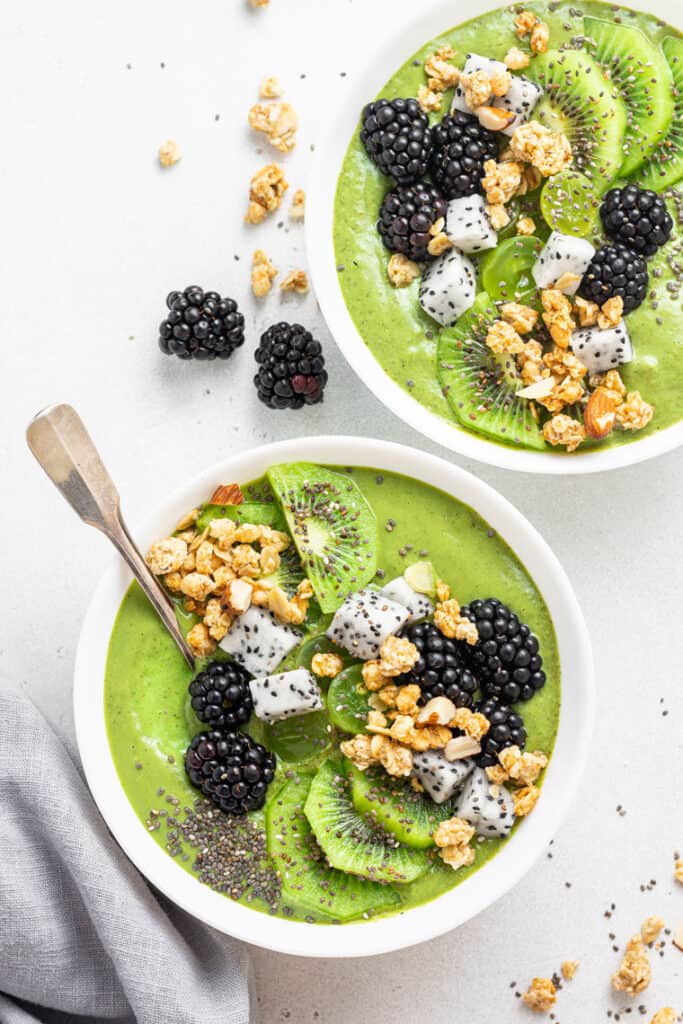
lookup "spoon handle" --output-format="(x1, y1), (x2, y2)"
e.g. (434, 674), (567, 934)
(26, 404), (196, 670)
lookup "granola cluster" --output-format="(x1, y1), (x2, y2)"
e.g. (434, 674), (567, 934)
(251, 249), (278, 297)
(245, 163), (288, 224)
(417, 45), (460, 112)
(484, 745), (547, 818)
(433, 581), (479, 644)
(433, 816), (476, 871)
(388, 252), (421, 288)
(611, 935), (652, 995)
(522, 977), (557, 1012)
(158, 139), (181, 168)
(248, 101), (298, 153)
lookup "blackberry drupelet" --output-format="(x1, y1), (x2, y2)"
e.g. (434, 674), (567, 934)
(159, 286), (245, 360)
(185, 729), (276, 815)
(430, 111), (499, 199)
(397, 620), (479, 706)
(254, 322), (327, 409)
(360, 98), (433, 184)
(600, 185), (673, 259)
(476, 699), (527, 768)
(460, 598), (546, 703)
(189, 660), (253, 732)
(378, 183), (449, 262)
(577, 243), (649, 314)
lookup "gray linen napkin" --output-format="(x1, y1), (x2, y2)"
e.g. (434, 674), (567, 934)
(0, 691), (250, 1024)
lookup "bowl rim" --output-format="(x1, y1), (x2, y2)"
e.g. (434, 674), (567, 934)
(74, 435), (594, 958)
(305, 0), (683, 476)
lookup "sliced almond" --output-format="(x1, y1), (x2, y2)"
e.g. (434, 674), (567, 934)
(416, 696), (456, 727)
(444, 735), (481, 761)
(584, 387), (618, 440)
(475, 105), (516, 132)
(518, 375), (557, 400)
(210, 483), (244, 505)
(220, 577), (253, 614)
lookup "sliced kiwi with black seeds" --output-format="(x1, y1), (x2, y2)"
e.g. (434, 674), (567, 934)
(266, 773), (399, 921)
(526, 48), (626, 193)
(635, 36), (683, 192)
(195, 500), (287, 532)
(436, 292), (546, 451)
(583, 17), (674, 179)
(326, 665), (370, 733)
(304, 760), (430, 883)
(348, 763), (455, 851)
(267, 463), (378, 613)
(259, 544), (305, 596)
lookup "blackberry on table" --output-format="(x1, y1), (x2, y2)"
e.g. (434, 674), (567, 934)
(397, 620), (478, 707)
(360, 98), (433, 184)
(159, 286), (244, 360)
(254, 322), (327, 409)
(185, 729), (276, 815)
(189, 660), (253, 732)
(476, 699), (527, 768)
(577, 243), (649, 314)
(460, 598), (545, 703)
(430, 111), (499, 199)
(378, 183), (448, 262)
(600, 184), (673, 259)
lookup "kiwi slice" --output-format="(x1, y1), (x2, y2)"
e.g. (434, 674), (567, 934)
(436, 292), (546, 451)
(259, 544), (305, 596)
(584, 17), (674, 179)
(326, 665), (370, 733)
(195, 500), (286, 532)
(478, 235), (542, 303)
(348, 764), (455, 851)
(266, 773), (399, 921)
(267, 463), (378, 613)
(540, 170), (600, 238)
(636, 37), (683, 191)
(262, 710), (331, 765)
(304, 760), (430, 883)
(526, 48), (626, 193)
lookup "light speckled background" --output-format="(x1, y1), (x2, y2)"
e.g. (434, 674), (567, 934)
(1, 0), (682, 1020)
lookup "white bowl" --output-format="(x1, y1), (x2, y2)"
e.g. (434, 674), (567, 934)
(306, 0), (683, 475)
(74, 436), (594, 957)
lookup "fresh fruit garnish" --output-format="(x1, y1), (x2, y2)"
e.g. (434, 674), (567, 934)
(570, 322), (634, 374)
(185, 729), (276, 814)
(378, 182), (448, 261)
(540, 170), (600, 238)
(250, 669), (323, 724)
(526, 49), (626, 193)
(419, 247), (476, 326)
(327, 588), (409, 658)
(430, 111), (499, 199)
(479, 235), (542, 303)
(396, 621), (478, 706)
(454, 767), (515, 839)
(475, 699), (527, 768)
(600, 184), (673, 258)
(195, 500), (287, 532)
(267, 463), (378, 613)
(188, 661), (253, 732)
(326, 665), (371, 734)
(444, 194), (498, 254)
(347, 763), (457, 850)
(531, 230), (595, 295)
(636, 36), (683, 191)
(303, 760), (430, 882)
(219, 606), (301, 677)
(360, 98), (433, 184)
(584, 17), (675, 179)
(262, 710), (331, 765)
(158, 286), (245, 361)
(436, 292), (546, 451)
(460, 598), (545, 703)
(413, 750), (477, 805)
(254, 323), (328, 410)
(578, 243), (649, 313)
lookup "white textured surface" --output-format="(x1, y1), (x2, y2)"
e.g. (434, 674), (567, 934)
(1, 0), (682, 1020)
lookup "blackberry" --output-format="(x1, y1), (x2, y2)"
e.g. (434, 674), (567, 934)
(378, 183), (448, 262)
(254, 322), (327, 409)
(430, 111), (499, 199)
(600, 184), (673, 259)
(158, 286), (244, 360)
(360, 98), (433, 184)
(189, 660), (253, 732)
(476, 699), (527, 768)
(460, 598), (546, 703)
(185, 729), (276, 815)
(397, 621), (479, 707)
(577, 243), (649, 314)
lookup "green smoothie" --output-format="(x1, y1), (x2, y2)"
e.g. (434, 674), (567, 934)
(334, 0), (683, 455)
(105, 467), (560, 923)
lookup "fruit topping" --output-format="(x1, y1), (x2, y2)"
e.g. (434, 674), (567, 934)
(444, 194), (498, 254)
(451, 53), (510, 114)
(254, 322), (328, 410)
(570, 322), (634, 375)
(219, 606), (302, 677)
(326, 664), (372, 734)
(185, 728), (276, 815)
(411, 750), (476, 805)
(377, 182), (448, 262)
(158, 287), (245, 361)
(460, 598), (546, 702)
(577, 243), (649, 314)
(635, 36), (683, 192)
(475, 699), (527, 767)
(540, 169), (600, 238)
(453, 766), (515, 839)
(360, 98), (433, 184)
(327, 589), (410, 661)
(349, 763), (458, 847)
(418, 246), (476, 326)
(492, 74), (543, 136)
(479, 235), (542, 303)
(430, 111), (500, 199)
(532, 230), (595, 295)
(600, 185), (673, 258)
(395, 620), (478, 707)
(188, 660), (253, 732)
(249, 668), (323, 723)
(380, 574), (434, 624)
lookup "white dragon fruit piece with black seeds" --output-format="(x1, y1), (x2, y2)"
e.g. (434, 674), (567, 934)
(419, 247), (476, 327)
(249, 668), (323, 724)
(219, 606), (301, 677)
(380, 576), (434, 624)
(451, 53), (508, 113)
(454, 767), (515, 839)
(532, 231), (596, 295)
(412, 750), (476, 804)
(444, 195), (498, 254)
(493, 75), (543, 135)
(326, 589), (411, 660)
(570, 322), (634, 373)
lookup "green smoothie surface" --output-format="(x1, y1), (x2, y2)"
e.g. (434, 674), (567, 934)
(105, 467), (560, 923)
(333, 0), (683, 455)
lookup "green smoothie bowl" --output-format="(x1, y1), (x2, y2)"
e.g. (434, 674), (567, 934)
(75, 437), (593, 956)
(308, 0), (683, 473)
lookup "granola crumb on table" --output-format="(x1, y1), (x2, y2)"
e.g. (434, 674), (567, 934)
(280, 269), (309, 294)
(245, 163), (288, 224)
(674, 859), (683, 883)
(289, 188), (306, 219)
(251, 249), (278, 297)
(248, 101), (298, 152)
(611, 935), (652, 995)
(561, 960), (579, 981)
(641, 916), (665, 945)
(259, 75), (282, 99)
(649, 1010), (676, 1024)
(158, 139), (181, 168)
(522, 977), (557, 1012)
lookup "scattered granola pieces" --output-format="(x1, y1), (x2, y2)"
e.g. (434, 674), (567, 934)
(537, 375), (584, 415)
(541, 289), (576, 348)
(513, 784), (540, 817)
(259, 75), (283, 99)
(498, 745), (548, 786)
(248, 101), (298, 153)
(158, 139), (181, 168)
(615, 391), (654, 431)
(500, 301), (538, 334)
(543, 346), (587, 381)
(424, 45), (460, 92)
(366, 709), (390, 734)
(522, 977), (557, 1012)
(388, 252), (421, 287)
(460, 69), (493, 111)
(514, 10), (538, 37)
(590, 369), (626, 402)
(574, 295), (600, 327)
(434, 599), (479, 644)
(510, 121), (572, 177)
(530, 21), (550, 53)
(427, 231), (453, 257)
(649, 1011), (676, 1024)
(394, 684), (421, 716)
(598, 295), (624, 330)
(543, 413), (586, 452)
(516, 215), (536, 235)
(612, 935), (652, 996)
(280, 269), (309, 294)
(450, 707), (490, 741)
(436, 579), (451, 602)
(370, 734), (413, 777)
(519, 339), (545, 384)
(504, 46), (530, 70)
(675, 859), (683, 884)
(377, 635), (420, 677)
(440, 842), (476, 871)
(249, 0), (269, 7)
(187, 622), (216, 658)
(245, 163), (288, 224)
(641, 916), (665, 945)
(417, 85), (443, 113)
(561, 960), (579, 981)
(289, 188), (306, 219)
(311, 652), (344, 678)
(251, 249), (278, 297)
(486, 319), (526, 355)
(554, 271), (581, 294)
(146, 537), (188, 575)
(339, 733), (376, 771)
(362, 660), (390, 692)
(433, 816), (475, 848)
(482, 158), (523, 205)
(486, 203), (511, 231)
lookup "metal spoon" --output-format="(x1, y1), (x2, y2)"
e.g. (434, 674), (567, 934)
(26, 403), (196, 670)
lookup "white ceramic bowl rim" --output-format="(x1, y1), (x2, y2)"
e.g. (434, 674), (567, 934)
(306, 0), (683, 475)
(74, 436), (594, 958)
